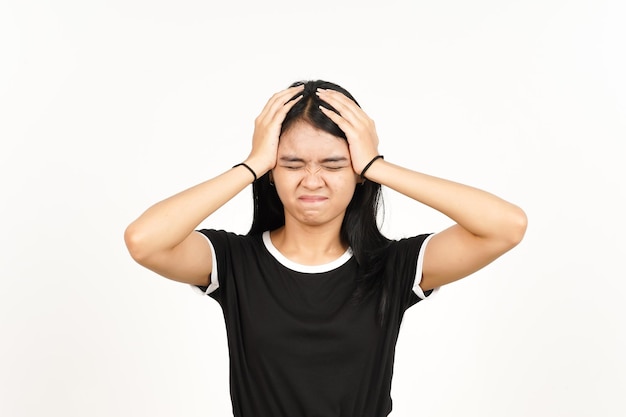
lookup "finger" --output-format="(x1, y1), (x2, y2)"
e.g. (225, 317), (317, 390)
(316, 89), (366, 125)
(258, 85), (304, 121)
(318, 104), (353, 135)
(270, 93), (303, 124)
(258, 88), (298, 121)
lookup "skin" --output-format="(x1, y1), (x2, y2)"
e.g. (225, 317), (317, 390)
(124, 84), (527, 293)
(270, 121), (360, 265)
(316, 88), (527, 290)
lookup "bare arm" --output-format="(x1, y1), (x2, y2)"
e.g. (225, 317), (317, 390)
(124, 85), (304, 285)
(361, 162), (527, 291)
(124, 168), (257, 285)
(317, 88), (527, 291)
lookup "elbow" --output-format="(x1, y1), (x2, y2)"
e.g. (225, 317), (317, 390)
(504, 206), (528, 249)
(124, 223), (151, 264)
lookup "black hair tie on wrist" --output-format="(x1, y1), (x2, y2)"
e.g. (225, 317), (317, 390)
(360, 155), (384, 179)
(232, 163), (257, 182)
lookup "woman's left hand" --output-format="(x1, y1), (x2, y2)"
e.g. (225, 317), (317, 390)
(316, 88), (380, 174)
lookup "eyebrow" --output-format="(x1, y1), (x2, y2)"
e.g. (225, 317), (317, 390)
(279, 156), (349, 163)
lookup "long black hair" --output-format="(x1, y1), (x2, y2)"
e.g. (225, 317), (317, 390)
(248, 80), (392, 325)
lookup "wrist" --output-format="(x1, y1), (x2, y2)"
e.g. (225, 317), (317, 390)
(360, 155), (384, 179)
(243, 156), (273, 179)
(232, 163), (257, 182)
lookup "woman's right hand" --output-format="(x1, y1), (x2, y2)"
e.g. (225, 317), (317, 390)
(245, 84), (304, 176)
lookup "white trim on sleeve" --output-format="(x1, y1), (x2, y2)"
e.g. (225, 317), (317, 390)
(190, 231), (219, 296)
(412, 233), (439, 300)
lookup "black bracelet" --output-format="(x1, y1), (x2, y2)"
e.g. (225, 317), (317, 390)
(360, 155), (384, 179)
(232, 163), (257, 182)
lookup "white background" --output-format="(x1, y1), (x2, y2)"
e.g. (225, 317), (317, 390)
(1, 0), (624, 416)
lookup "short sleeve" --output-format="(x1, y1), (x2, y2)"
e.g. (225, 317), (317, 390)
(412, 233), (439, 300)
(190, 231), (220, 296)
(189, 229), (240, 305)
(385, 233), (439, 315)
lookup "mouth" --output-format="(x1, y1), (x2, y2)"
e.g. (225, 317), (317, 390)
(298, 195), (328, 203)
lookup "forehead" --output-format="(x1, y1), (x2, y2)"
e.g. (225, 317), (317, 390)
(278, 122), (349, 157)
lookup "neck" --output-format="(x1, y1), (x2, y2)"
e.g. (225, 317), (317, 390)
(270, 221), (348, 266)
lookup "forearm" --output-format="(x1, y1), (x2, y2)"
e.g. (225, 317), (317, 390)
(365, 159), (527, 242)
(124, 165), (255, 257)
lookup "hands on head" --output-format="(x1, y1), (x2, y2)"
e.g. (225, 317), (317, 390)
(125, 78), (527, 297)
(316, 88), (380, 175)
(244, 85), (304, 178)
(245, 82), (381, 179)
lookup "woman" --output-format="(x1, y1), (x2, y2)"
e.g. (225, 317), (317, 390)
(124, 80), (527, 417)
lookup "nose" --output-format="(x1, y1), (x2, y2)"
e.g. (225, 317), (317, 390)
(305, 165), (322, 176)
(301, 165), (324, 188)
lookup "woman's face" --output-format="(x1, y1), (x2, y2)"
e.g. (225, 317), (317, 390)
(273, 121), (359, 229)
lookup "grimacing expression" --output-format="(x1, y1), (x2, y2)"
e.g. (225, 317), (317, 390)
(272, 121), (359, 228)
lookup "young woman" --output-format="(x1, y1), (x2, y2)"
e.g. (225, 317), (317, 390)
(124, 80), (527, 417)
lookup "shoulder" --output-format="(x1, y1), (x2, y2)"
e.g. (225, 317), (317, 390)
(196, 229), (264, 256)
(380, 233), (433, 275)
(386, 233), (433, 255)
(382, 234), (434, 280)
(197, 229), (261, 245)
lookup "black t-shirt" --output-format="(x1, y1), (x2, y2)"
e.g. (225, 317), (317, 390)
(194, 229), (435, 417)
